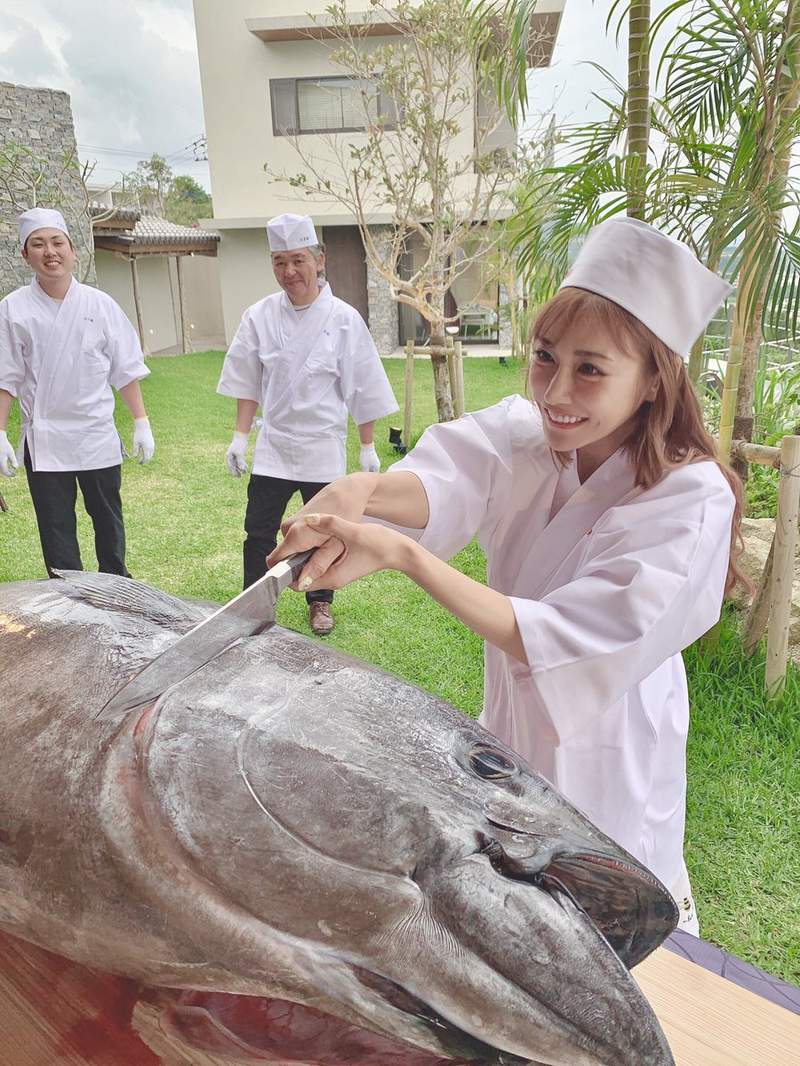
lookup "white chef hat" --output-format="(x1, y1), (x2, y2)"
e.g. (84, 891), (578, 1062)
(19, 207), (71, 249)
(267, 213), (319, 253)
(560, 216), (732, 358)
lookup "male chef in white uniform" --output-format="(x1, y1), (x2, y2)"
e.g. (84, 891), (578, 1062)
(0, 207), (155, 577)
(218, 212), (398, 635)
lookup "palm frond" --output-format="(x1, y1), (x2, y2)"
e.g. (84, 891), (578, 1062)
(468, 0), (539, 119)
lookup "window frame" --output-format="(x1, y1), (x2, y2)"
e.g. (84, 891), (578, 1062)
(270, 75), (397, 137)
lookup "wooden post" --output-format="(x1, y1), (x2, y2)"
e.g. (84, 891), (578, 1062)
(403, 339), (415, 451)
(446, 335), (458, 412)
(454, 339), (465, 418)
(175, 254), (189, 354)
(129, 256), (147, 354)
(730, 440), (782, 470)
(743, 535), (775, 656)
(765, 434), (800, 696)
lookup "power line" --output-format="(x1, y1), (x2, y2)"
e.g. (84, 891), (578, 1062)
(77, 134), (208, 163)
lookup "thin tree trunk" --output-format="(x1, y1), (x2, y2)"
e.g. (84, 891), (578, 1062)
(430, 318), (455, 422)
(626, 0), (651, 220)
(719, 1), (800, 462)
(732, 289), (766, 480)
(718, 260), (752, 462)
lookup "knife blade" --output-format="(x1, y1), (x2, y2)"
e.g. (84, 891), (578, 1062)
(96, 549), (314, 722)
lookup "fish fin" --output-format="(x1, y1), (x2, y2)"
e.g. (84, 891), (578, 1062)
(51, 570), (211, 633)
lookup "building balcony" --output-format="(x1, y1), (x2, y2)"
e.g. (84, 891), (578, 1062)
(245, 12), (402, 43)
(246, 0), (565, 67)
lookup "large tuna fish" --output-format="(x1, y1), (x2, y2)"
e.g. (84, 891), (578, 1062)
(0, 573), (677, 1066)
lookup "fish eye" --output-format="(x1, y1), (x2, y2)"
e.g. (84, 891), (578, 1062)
(469, 745), (517, 780)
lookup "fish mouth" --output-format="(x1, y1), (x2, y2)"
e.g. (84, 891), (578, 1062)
(349, 965), (528, 1064)
(479, 833), (678, 969)
(159, 983), (528, 1066)
(363, 841), (678, 1066)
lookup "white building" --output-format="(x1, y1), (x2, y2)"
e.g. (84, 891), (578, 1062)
(193, 0), (566, 350)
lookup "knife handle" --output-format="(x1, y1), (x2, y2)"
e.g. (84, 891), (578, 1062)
(285, 548), (316, 583)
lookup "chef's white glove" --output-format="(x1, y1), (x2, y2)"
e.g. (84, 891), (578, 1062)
(226, 431), (250, 477)
(0, 430), (18, 477)
(132, 417), (155, 464)
(359, 443), (381, 473)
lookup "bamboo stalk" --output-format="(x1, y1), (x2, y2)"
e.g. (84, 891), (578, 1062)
(687, 332), (705, 393)
(765, 435), (800, 697)
(730, 439), (782, 469)
(412, 345), (450, 356)
(403, 339), (414, 452)
(742, 535), (775, 657)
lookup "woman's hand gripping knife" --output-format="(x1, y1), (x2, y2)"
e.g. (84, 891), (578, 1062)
(266, 470), (429, 592)
(266, 469), (527, 664)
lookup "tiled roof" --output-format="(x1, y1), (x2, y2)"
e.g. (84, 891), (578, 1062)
(92, 214), (220, 255)
(89, 203), (140, 226)
(129, 216), (220, 246)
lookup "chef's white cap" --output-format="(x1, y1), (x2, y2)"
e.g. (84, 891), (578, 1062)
(267, 213), (319, 253)
(19, 207), (70, 249)
(560, 217), (732, 358)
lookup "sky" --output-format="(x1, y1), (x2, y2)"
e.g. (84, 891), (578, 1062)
(0, 0), (663, 197)
(0, 0), (210, 192)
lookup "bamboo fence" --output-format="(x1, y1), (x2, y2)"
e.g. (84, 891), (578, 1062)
(402, 336), (465, 449)
(733, 435), (800, 696)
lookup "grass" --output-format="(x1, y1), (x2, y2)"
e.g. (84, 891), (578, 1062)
(2, 352), (798, 984)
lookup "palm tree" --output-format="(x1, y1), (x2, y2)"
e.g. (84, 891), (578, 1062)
(657, 0), (800, 461)
(469, 0), (800, 465)
(626, 0), (652, 220)
(470, 0), (654, 224)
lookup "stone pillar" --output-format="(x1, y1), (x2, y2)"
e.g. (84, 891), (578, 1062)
(366, 224), (399, 356)
(0, 81), (95, 296)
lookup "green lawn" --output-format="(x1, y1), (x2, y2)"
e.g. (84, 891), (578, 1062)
(1, 352), (798, 983)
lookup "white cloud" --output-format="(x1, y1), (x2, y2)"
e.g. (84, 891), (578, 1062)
(0, 0), (686, 197)
(0, 0), (210, 190)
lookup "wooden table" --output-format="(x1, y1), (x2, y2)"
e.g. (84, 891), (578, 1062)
(1, 931), (798, 1065)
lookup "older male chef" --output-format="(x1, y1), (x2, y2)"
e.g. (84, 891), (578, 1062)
(218, 213), (398, 635)
(0, 207), (154, 577)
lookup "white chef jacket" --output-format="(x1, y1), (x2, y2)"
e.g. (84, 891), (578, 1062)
(391, 394), (734, 890)
(0, 277), (149, 472)
(217, 283), (398, 481)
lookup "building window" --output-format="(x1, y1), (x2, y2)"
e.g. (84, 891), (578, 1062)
(270, 77), (397, 136)
(475, 81), (515, 156)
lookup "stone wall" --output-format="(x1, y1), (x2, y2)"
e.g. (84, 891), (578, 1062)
(0, 81), (94, 297)
(366, 224), (399, 356)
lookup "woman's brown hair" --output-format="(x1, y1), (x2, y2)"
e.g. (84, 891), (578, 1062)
(531, 287), (749, 596)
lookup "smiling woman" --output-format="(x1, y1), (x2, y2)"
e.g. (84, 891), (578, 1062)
(270, 216), (746, 939)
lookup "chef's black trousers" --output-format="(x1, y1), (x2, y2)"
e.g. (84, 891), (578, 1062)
(24, 445), (129, 578)
(243, 473), (333, 604)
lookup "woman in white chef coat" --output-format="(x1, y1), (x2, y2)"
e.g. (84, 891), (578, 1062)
(0, 208), (154, 578)
(269, 217), (747, 934)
